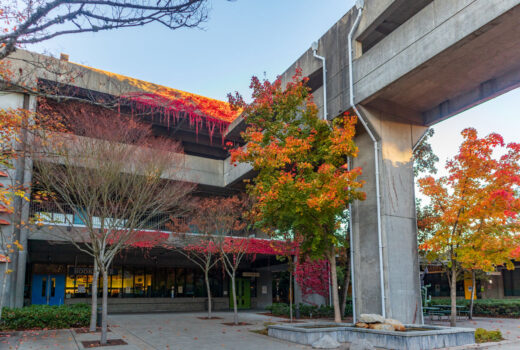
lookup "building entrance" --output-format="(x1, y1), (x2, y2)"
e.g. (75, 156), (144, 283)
(31, 274), (65, 305)
(230, 278), (251, 309)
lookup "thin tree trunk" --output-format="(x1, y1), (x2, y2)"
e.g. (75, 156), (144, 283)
(231, 274), (238, 325)
(289, 269), (293, 323)
(450, 264), (457, 327)
(89, 260), (99, 332)
(328, 251), (341, 323)
(205, 269), (212, 319)
(0, 262), (9, 321)
(469, 270), (476, 320)
(100, 268), (109, 345)
(341, 258), (351, 319)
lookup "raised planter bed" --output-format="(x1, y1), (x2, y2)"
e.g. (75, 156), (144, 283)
(268, 322), (475, 350)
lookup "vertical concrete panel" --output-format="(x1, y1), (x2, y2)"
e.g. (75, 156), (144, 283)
(351, 107), (423, 324)
(256, 271), (273, 310)
(351, 131), (383, 317)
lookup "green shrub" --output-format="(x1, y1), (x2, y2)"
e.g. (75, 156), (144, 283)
(430, 298), (520, 317)
(1, 304), (90, 330)
(475, 328), (503, 343)
(265, 301), (352, 318)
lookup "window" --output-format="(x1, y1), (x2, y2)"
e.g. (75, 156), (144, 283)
(61, 263), (226, 298)
(504, 268), (520, 296)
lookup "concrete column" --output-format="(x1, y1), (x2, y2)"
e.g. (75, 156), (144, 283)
(351, 105), (426, 324)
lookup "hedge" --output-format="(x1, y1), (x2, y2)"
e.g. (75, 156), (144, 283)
(429, 298), (520, 317)
(265, 301), (352, 318)
(1, 304), (90, 330)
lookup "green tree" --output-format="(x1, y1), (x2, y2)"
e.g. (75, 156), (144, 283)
(413, 128), (439, 176)
(229, 70), (365, 322)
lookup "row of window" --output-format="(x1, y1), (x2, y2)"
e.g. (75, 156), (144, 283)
(64, 265), (240, 298)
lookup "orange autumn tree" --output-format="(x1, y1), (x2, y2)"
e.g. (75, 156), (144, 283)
(229, 70), (365, 323)
(419, 128), (520, 327)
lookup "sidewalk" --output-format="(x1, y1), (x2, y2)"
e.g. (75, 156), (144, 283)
(1, 313), (519, 350)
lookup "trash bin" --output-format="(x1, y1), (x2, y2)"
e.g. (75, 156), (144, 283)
(96, 307), (102, 327)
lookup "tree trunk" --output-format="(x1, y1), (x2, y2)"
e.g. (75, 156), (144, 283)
(205, 270), (212, 319)
(89, 260), (99, 332)
(469, 270), (476, 320)
(0, 262), (9, 320)
(231, 274), (238, 325)
(328, 251), (342, 323)
(289, 269), (293, 323)
(340, 258), (351, 319)
(450, 264), (457, 327)
(100, 268), (109, 345)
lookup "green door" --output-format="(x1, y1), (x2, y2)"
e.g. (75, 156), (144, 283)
(229, 278), (251, 309)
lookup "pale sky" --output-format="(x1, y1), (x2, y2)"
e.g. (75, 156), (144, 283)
(28, 0), (520, 170)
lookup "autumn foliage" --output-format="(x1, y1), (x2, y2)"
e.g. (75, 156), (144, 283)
(419, 128), (520, 326)
(229, 69), (365, 322)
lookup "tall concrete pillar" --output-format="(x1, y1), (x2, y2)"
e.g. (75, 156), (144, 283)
(350, 105), (426, 324)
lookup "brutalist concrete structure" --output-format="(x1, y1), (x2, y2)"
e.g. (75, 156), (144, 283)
(2, 0), (520, 322)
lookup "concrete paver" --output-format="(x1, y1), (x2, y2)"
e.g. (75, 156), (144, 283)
(1, 313), (520, 349)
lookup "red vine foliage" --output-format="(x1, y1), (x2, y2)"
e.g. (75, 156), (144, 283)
(295, 259), (330, 299)
(120, 87), (240, 144)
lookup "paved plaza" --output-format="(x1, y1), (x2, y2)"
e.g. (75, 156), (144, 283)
(1, 312), (520, 350)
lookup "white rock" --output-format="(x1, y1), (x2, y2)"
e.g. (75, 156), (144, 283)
(358, 313), (385, 324)
(311, 335), (340, 349)
(349, 339), (375, 350)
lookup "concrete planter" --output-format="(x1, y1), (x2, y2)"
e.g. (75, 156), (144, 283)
(268, 323), (475, 350)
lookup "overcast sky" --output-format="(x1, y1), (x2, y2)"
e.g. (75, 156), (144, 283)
(29, 0), (520, 176)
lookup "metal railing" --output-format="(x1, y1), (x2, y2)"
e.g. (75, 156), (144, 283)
(30, 201), (182, 232)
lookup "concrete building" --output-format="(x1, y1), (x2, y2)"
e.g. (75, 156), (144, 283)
(0, 50), (280, 313)
(423, 263), (520, 300)
(2, 0), (520, 321)
(268, 0), (520, 324)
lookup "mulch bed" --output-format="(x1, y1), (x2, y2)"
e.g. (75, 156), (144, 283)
(74, 327), (111, 334)
(221, 322), (252, 326)
(81, 339), (127, 348)
(197, 317), (223, 320)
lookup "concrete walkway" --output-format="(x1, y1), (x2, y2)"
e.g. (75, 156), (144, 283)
(1, 312), (311, 350)
(1, 312), (520, 350)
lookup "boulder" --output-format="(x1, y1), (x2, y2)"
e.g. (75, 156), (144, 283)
(349, 339), (375, 350)
(311, 335), (340, 349)
(358, 314), (385, 324)
(384, 318), (406, 331)
(354, 322), (369, 329)
(368, 323), (395, 331)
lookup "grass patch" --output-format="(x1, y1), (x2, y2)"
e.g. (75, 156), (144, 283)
(475, 328), (504, 343)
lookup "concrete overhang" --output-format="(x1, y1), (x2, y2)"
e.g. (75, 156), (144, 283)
(354, 0), (520, 125)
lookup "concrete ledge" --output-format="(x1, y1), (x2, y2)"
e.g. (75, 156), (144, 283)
(268, 323), (475, 350)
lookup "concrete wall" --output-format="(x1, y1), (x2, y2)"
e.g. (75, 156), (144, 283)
(65, 297), (230, 313)
(0, 91), (35, 308)
(255, 271), (273, 310)
(351, 106), (425, 323)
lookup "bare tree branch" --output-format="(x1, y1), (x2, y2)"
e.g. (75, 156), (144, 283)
(1, 0), (212, 60)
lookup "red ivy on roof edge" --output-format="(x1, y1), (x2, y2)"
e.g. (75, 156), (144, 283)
(120, 92), (239, 145)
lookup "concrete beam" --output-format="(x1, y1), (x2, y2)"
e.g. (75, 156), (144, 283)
(355, 0), (520, 116)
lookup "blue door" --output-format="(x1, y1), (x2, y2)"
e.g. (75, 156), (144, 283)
(31, 274), (65, 305)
